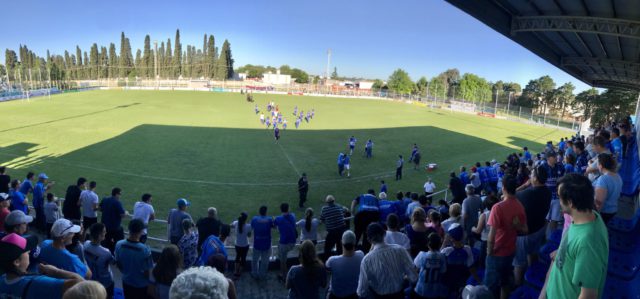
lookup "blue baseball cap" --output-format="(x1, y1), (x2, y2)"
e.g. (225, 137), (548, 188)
(177, 198), (190, 207)
(448, 223), (464, 241)
(38, 173), (48, 180)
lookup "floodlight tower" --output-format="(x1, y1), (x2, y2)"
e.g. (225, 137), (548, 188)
(326, 49), (331, 81)
(154, 40), (159, 87)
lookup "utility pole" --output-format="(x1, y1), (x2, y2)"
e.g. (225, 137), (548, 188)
(325, 49), (331, 94)
(507, 91), (513, 117)
(154, 40), (158, 89)
(494, 89), (499, 115)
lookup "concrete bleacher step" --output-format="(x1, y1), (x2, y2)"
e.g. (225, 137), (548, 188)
(607, 207), (640, 233)
(509, 285), (540, 299)
(608, 226), (640, 253)
(603, 273), (640, 299)
(608, 250), (640, 280)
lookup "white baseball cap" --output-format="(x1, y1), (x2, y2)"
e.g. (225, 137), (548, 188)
(51, 219), (81, 238)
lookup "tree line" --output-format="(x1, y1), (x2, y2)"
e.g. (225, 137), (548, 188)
(2, 29), (235, 86)
(382, 68), (638, 126)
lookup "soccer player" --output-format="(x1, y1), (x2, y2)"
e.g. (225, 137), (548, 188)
(283, 119), (288, 130)
(259, 113), (265, 124)
(365, 140), (373, 158)
(265, 118), (271, 129)
(343, 154), (351, 177)
(396, 155), (404, 181)
(295, 118), (301, 129)
(409, 144), (418, 162)
(337, 153), (345, 176)
(299, 110), (304, 119)
(293, 106), (298, 116)
(274, 127), (281, 143)
(310, 109), (315, 119)
(254, 104), (259, 114)
(348, 136), (357, 155)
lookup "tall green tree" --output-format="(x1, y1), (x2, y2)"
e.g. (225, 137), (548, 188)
(99, 46), (108, 79)
(173, 29), (182, 77)
(414, 76), (429, 96)
(331, 67), (338, 79)
(4, 49), (18, 82)
(108, 43), (118, 78)
(165, 39), (172, 78)
(589, 89), (639, 127)
(143, 35), (152, 78)
(387, 69), (414, 94)
(216, 39), (233, 79)
(290, 68), (309, 83)
(119, 32), (134, 78)
(76, 46), (83, 79)
(573, 88), (599, 119)
(89, 43), (99, 79)
(206, 35), (216, 78)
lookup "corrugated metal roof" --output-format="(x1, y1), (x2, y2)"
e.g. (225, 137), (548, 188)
(446, 0), (640, 90)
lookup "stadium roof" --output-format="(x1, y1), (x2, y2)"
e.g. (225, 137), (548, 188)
(446, 0), (640, 90)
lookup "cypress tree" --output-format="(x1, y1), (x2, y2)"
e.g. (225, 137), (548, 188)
(173, 29), (182, 77)
(108, 43), (118, 78)
(143, 35), (151, 78)
(165, 39), (172, 78)
(76, 46), (83, 79)
(216, 39), (233, 79)
(207, 35), (216, 79)
(90, 43), (99, 79)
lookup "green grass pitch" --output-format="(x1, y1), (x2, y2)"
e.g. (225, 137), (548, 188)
(0, 90), (567, 239)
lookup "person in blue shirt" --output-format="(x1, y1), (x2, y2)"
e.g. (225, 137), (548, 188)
(39, 218), (91, 279)
(365, 140), (373, 158)
(10, 180), (28, 214)
(254, 104), (259, 114)
(251, 206), (274, 280)
(84, 223), (115, 298)
(565, 140), (575, 158)
(274, 203), (297, 282)
(486, 161), (499, 193)
(475, 162), (488, 192)
(459, 167), (470, 185)
(409, 144), (419, 162)
(115, 219), (154, 299)
(348, 136), (357, 155)
(283, 119), (288, 130)
(33, 173), (53, 232)
(350, 189), (380, 252)
(197, 233), (228, 266)
(540, 150), (566, 233)
(18, 172), (34, 199)
(574, 142), (589, 174)
(610, 128), (623, 164)
(593, 153), (623, 224)
(337, 153), (345, 176)
(265, 117), (271, 128)
(377, 192), (398, 225)
(274, 127), (280, 143)
(0, 233), (83, 299)
(343, 155), (351, 177)
(99, 188), (126, 253)
(564, 154), (577, 173)
(558, 138), (566, 152)
(293, 105), (298, 116)
(523, 147), (532, 162)
(380, 180), (387, 194)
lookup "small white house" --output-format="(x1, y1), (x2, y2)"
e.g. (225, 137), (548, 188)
(262, 70), (292, 85)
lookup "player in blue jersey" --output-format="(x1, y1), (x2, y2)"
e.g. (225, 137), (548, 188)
(265, 117), (271, 128)
(365, 140), (373, 158)
(259, 113), (265, 124)
(254, 104), (259, 114)
(337, 153), (345, 176)
(409, 144), (418, 162)
(311, 108), (315, 119)
(293, 106), (298, 116)
(283, 119), (288, 130)
(274, 127), (280, 143)
(343, 154), (351, 177)
(295, 118), (301, 129)
(348, 136), (357, 155)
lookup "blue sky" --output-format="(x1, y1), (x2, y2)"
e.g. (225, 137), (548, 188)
(1, 0), (591, 91)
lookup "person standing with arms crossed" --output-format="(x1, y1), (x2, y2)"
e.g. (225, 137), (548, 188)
(298, 173), (309, 209)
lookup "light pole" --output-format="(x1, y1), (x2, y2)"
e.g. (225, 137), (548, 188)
(494, 88), (499, 115)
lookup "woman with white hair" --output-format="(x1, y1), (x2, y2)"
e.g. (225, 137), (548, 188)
(169, 266), (229, 299)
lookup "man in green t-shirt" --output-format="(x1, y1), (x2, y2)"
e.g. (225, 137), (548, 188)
(540, 173), (609, 299)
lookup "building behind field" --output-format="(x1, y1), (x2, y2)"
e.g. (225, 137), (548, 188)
(262, 70), (292, 85)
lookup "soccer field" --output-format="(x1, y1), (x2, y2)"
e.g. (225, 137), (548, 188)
(0, 90), (567, 239)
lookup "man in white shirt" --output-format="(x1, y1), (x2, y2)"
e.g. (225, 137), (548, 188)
(423, 177), (436, 197)
(357, 223), (417, 298)
(132, 193), (155, 243)
(80, 181), (99, 230)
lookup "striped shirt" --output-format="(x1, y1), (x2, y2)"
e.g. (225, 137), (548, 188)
(357, 243), (418, 297)
(321, 203), (346, 231)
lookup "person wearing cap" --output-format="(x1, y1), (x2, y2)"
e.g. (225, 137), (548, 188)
(63, 177), (87, 223)
(168, 198), (193, 245)
(115, 219), (154, 299)
(99, 187), (126, 253)
(0, 166), (10, 194)
(441, 223), (478, 297)
(132, 193), (155, 244)
(33, 173), (54, 232)
(0, 193), (11, 232)
(326, 230), (364, 299)
(297, 173), (309, 209)
(539, 174), (608, 299)
(39, 218), (91, 279)
(9, 179), (28, 215)
(0, 233), (83, 299)
(484, 174), (527, 299)
(320, 195), (347, 260)
(357, 223), (417, 298)
(196, 207), (221, 249)
(1, 210), (34, 238)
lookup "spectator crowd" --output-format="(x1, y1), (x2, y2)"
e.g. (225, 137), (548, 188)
(0, 118), (637, 299)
